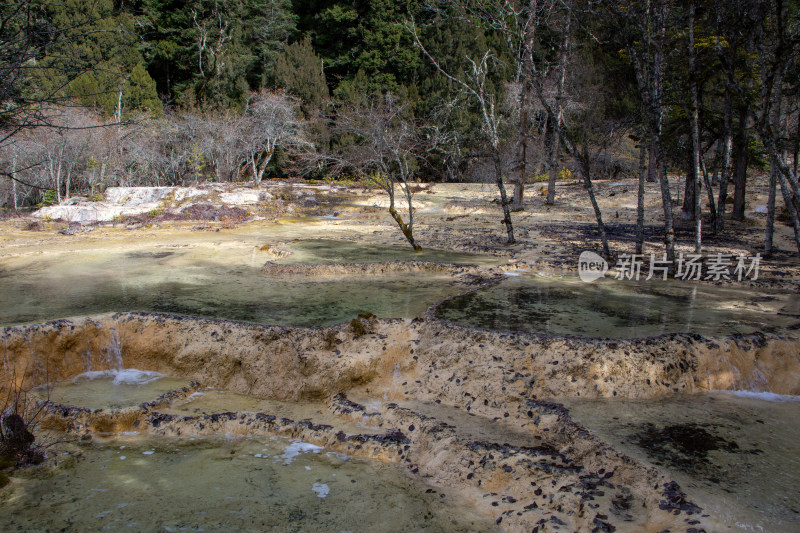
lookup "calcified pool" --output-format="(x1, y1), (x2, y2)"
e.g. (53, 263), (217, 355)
(435, 274), (800, 338)
(10, 369), (495, 532)
(1, 434), (492, 532)
(559, 392), (800, 532)
(0, 238), (488, 327)
(40, 370), (190, 411)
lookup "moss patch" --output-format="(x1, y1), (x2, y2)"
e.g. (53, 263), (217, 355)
(350, 319), (367, 336)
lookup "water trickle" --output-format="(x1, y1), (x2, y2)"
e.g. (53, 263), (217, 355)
(81, 346), (93, 373)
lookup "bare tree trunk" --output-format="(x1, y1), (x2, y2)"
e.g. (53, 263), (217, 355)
(65, 166), (72, 201)
(714, 3), (738, 232)
(254, 147), (275, 185)
(715, 93), (733, 231)
(681, 171), (695, 220)
(701, 155), (717, 231)
(732, 107), (749, 220)
(688, 3), (703, 253)
(794, 110), (799, 177)
(494, 153), (516, 244)
(512, 78), (529, 211)
(776, 168), (800, 253)
(546, 5), (570, 206)
(577, 147), (611, 259)
(643, 0), (676, 267)
(388, 181), (421, 251)
(11, 155), (17, 211)
(54, 157), (63, 203)
(388, 206), (421, 250)
(761, 71), (800, 254)
(534, 78), (609, 257)
(546, 124), (561, 205)
(511, 0), (541, 212)
(635, 139), (647, 254)
(409, 20), (515, 244)
(657, 149), (676, 265)
(765, 157), (777, 255)
(647, 143), (658, 182)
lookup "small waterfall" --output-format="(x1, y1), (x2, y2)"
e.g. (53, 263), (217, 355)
(747, 367), (770, 392)
(101, 328), (123, 370)
(706, 348), (775, 394)
(81, 346), (94, 372)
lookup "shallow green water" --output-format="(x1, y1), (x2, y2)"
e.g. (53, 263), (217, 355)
(0, 435), (494, 532)
(9, 373), (493, 532)
(0, 240), (474, 326)
(435, 275), (799, 338)
(39, 371), (191, 411)
(560, 392), (800, 532)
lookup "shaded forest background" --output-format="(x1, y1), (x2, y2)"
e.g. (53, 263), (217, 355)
(0, 0), (798, 256)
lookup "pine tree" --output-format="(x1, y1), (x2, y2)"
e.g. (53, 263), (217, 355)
(139, 0), (295, 108)
(273, 36), (329, 113)
(33, 0), (162, 116)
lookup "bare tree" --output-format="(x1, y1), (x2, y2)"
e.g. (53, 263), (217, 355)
(753, 0), (800, 254)
(407, 16), (516, 244)
(334, 94), (427, 250)
(687, 2), (703, 253)
(10, 106), (100, 201)
(532, 73), (613, 259)
(242, 91), (306, 184)
(604, 0), (677, 267)
(544, 3), (570, 206)
(523, 1), (613, 259)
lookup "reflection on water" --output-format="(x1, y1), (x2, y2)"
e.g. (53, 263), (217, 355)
(560, 393), (800, 532)
(0, 241), (473, 326)
(276, 239), (489, 265)
(435, 275), (799, 338)
(0, 435), (494, 532)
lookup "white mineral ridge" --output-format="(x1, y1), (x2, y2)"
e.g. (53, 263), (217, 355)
(31, 183), (306, 222)
(219, 189), (263, 204)
(34, 186), (174, 222)
(104, 187), (174, 206)
(172, 188), (208, 202)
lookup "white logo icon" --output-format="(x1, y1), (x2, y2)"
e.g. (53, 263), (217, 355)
(578, 251), (608, 282)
